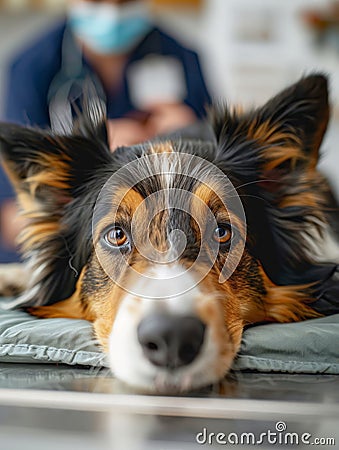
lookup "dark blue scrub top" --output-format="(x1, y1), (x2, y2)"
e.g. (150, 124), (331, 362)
(0, 22), (211, 262)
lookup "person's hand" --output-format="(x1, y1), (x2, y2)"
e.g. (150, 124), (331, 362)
(146, 102), (197, 136)
(107, 104), (197, 151)
(0, 200), (26, 249)
(107, 118), (151, 151)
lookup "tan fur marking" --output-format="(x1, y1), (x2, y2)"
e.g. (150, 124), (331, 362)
(91, 282), (127, 351)
(280, 192), (323, 209)
(26, 171), (69, 193)
(247, 120), (306, 172)
(4, 152), (71, 198)
(26, 153), (71, 194)
(93, 187), (144, 244)
(196, 272), (243, 377)
(192, 183), (245, 235)
(263, 145), (304, 172)
(248, 121), (300, 148)
(28, 294), (92, 320)
(278, 172), (328, 219)
(190, 184), (221, 241)
(149, 142), (173, 154)
(254, 266), (321, 323)
(19, 222), (61, 251)
(193, 183), (216, 205)
(29, 268), (95, 321)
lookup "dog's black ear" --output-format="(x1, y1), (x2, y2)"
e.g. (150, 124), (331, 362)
(213, 74), (329, 177)
(254, 73), (329, 167)
(0, 125), (109, 198)
(254, 76), (331, 275)
(212, 74), (331, 282)
(0, 98), (110, 197)
(0, 112), (112, 307)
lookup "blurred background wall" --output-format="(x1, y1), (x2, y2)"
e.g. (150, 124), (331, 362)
(0, 0), (338, 189)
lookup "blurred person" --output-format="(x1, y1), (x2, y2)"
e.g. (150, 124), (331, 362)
(0, 0), (211, 262)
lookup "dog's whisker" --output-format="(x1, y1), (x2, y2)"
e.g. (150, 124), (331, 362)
(228, 193), (271, 205)
(235, 178), (281, 191)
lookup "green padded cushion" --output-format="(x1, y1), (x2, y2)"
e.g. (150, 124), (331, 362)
(0, 304), (338, 373)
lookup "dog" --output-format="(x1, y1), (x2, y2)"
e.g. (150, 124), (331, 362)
(0, 74), (339, 393)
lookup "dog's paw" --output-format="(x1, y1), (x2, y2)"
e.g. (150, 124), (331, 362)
(0, 263), (28, 297)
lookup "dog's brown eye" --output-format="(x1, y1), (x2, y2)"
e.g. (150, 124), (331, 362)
(105, 227), (128, 247)
(213, 226), (232, 244)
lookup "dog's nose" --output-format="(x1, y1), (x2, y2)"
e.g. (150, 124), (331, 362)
(137, 314), (206, 369)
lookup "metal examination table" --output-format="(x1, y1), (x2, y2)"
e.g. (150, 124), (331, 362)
(0, 363), (338, 449)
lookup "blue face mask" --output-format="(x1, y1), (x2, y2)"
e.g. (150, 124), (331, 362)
(68, 1), (152, 55)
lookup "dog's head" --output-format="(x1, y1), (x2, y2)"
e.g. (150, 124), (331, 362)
(0, 74), (330, 392)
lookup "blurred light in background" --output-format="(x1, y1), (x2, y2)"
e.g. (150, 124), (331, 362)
(0, 0), (338, 110)
(0, 0), (203, 12)
(0, 0), (338, 190)
(0, 0), (64, 11)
